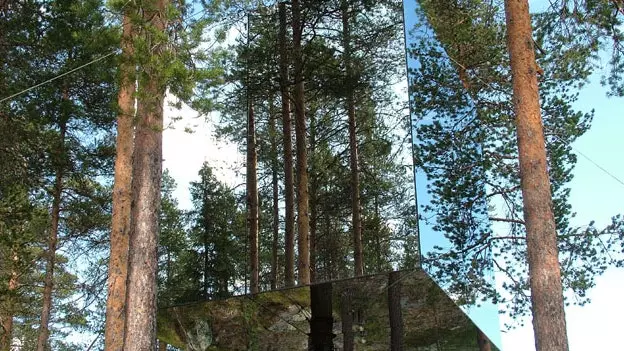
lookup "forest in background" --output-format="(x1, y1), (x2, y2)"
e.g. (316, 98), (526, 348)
(0, 0), (623, 350)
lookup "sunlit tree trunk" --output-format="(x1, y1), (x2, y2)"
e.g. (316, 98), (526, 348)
(504, 1), (569, 350)
(104, 10), (135, 351)
(279, 2), (295, 287)
(291, 0), (310, 286)
(123, 0), (167, 348)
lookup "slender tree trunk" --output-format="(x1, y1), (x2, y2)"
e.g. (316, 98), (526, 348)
(37, 104), (67, 351)
(291, 0), (310, 286)
(204, 230), (209, 298)
(341, 0), (364, 277)
(309, 111), (318, 283)
(158, 340), (167, 351)
(476, 328), (492, 351)
(123, 1), (166, 349)
(279, 2), (295, 288)
(341, 289), (354, 351)
(269, 98), (280, 290)
(388, 271), (403, 351)
(247, 98), (259, 294)
(504, 1), (569, 350)
(0, 250), (18, 351)
(104, 10), (135, 351)
(309, 282), (334, 351)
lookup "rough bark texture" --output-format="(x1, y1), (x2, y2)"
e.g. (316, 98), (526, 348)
(504, 1), (569, 350)
(247, 100), (259, 294)
(104, 11), (135, 351)
(291, 0), (310, 286)
(309, 283), (334, 351)
(341, 289), (354, 351)
(0, 251), (18, 351)
(36, 111), (67, 351)
(341, 0), (363, 277)
(279, 2), (296, 288)
(269, 100), (280, 290)
(476, 328), (492, 351)
(388, 271), (403, 351)
(123, 0), (166, 349)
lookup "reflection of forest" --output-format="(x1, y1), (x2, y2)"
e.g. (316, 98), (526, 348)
(157, 269), (498, 350)
(158, 0), (418, 310)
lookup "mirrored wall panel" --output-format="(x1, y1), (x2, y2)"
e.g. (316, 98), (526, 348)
(159, 0), (502, 347)
(157, 269), (499, 350)
(162, 0), (416, 301)
(403, 0), (501, 346)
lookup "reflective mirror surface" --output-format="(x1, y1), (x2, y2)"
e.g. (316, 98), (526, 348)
(157, 269), (499, 350)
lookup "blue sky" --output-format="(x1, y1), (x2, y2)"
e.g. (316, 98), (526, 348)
(402, 0), (624, 349)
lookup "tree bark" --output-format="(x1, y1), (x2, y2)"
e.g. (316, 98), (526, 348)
(341, 0), (364, 277)
(503, 1), (569, 350)
(36, 100), (67, 351)
(269, 98), (280, 291)
(158, 340), (167, 351)
(0, 250), (18, 351)
(309, 111), (318, 284)
(309, 282), (334, 351)
(247, 99), (259, 294)
(279, 2), (296, 288)
(291, 0), (310, 286)
(388, 271), (403, 351)
(123, 0), (167, 349)
(104, 10), (135, 351)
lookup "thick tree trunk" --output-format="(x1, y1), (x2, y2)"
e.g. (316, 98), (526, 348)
(388, 271), (403, 351)
(309, 282), (334, 351)
(0, 251), (18, 351)
(269, 99), (280, 290)
(291, 0), (310, 286)
(341, 0), (363, 277)
(104, 10), (135, 351)
(279, 2), (296, 288)
(123, 1), (166, 349)
(504, 1), (569, 350)
(36, 108), (67, 351)
(341, 289), (354, 351)
(247, 99), (259, 294)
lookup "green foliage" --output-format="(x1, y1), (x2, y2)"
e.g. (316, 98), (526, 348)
(408, 0), (622, 322)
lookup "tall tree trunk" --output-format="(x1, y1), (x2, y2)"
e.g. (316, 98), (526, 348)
(279, 2), (295, 287)
(341, 0), (364, 277)
(388, 271), (403, 351)
(309, 110), (318, 283)
(309, 282), (334, 351)
(504, 1), (569, 350)
(0, 250), (18, 351)
(291, 0), (310, 286)
(269, 98), (280, 290)
(123, 1), (167, 349)
(341, 288), (353, 351)
(104, 10), (135, 351)
(36, 100), (67, 351)
(247, 99), (259, 294)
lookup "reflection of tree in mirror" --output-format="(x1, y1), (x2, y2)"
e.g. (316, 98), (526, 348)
(407, 0), (624, 322)
(211, 0), (417, 291)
